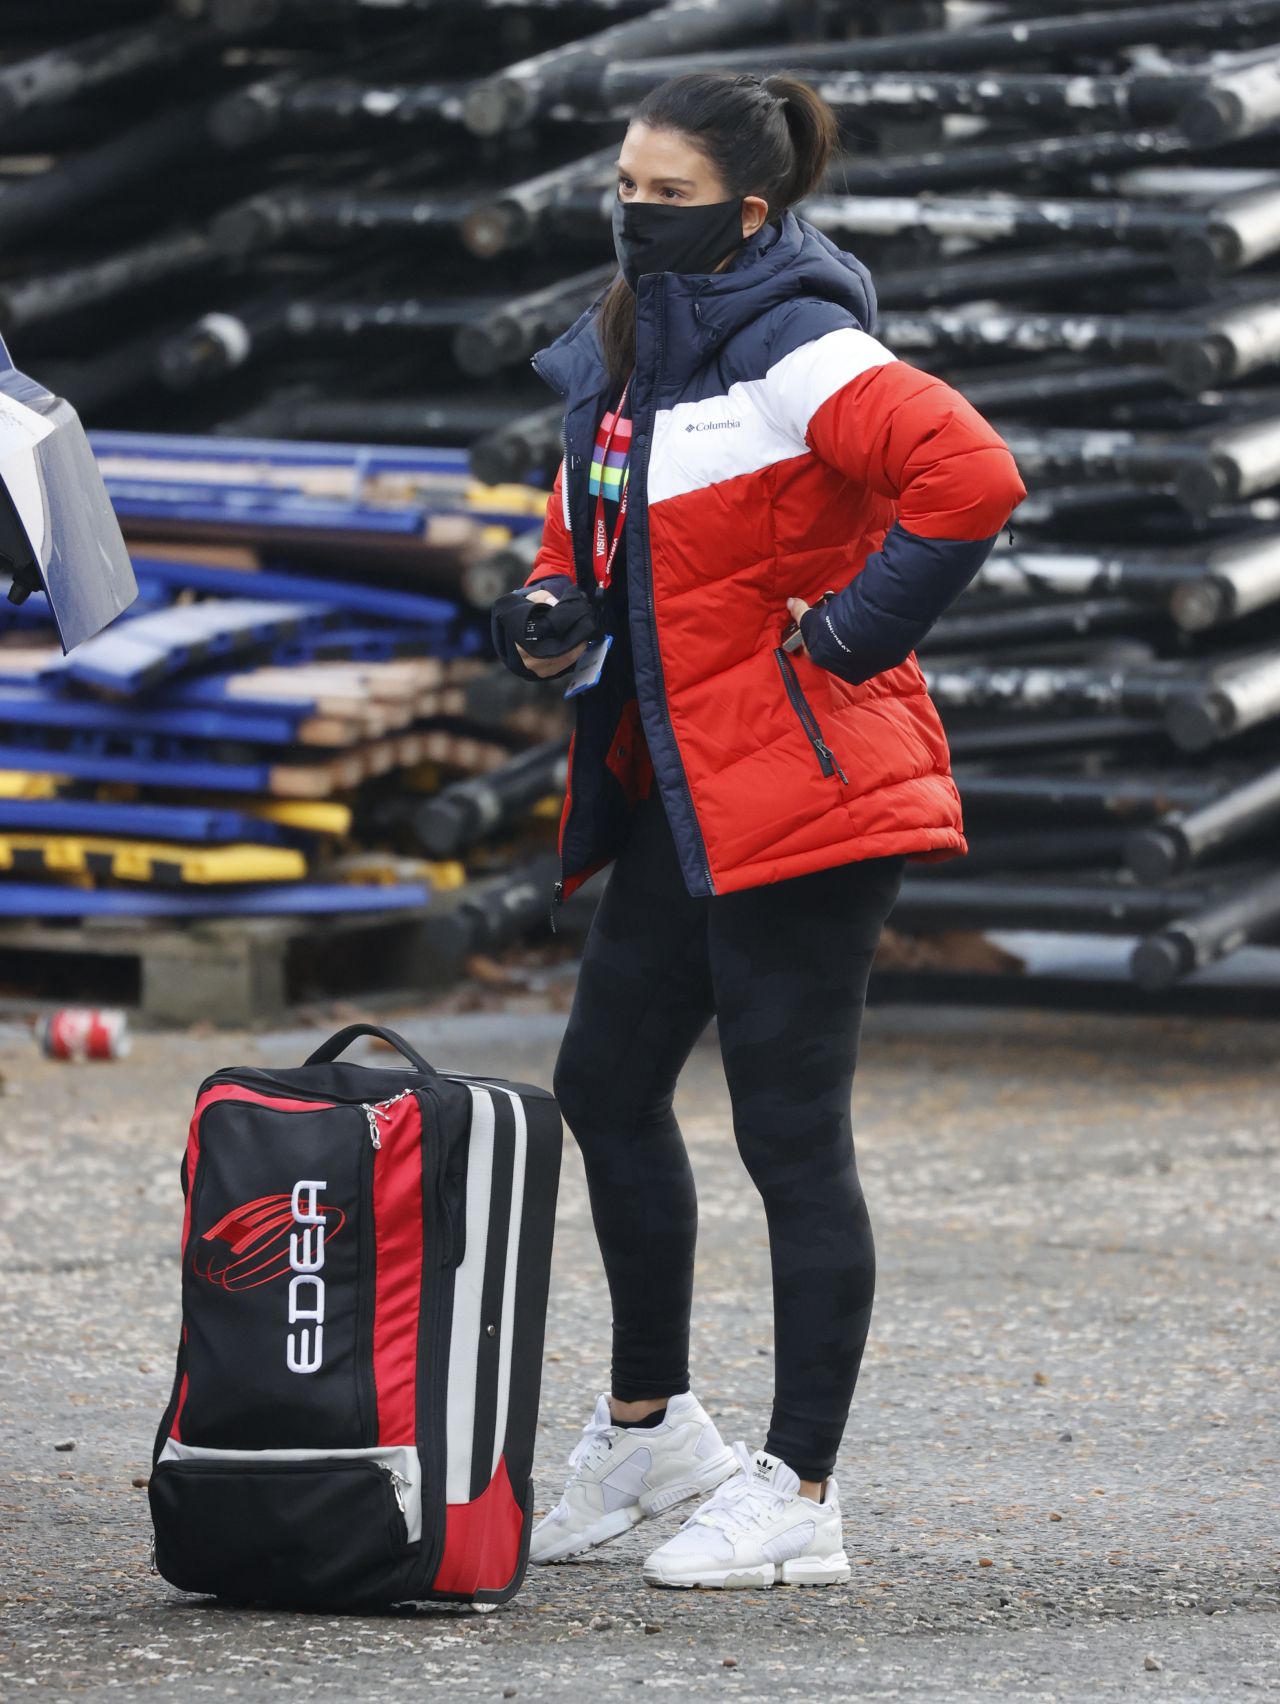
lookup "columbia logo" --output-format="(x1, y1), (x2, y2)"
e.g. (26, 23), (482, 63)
(686, 419), (741, 433)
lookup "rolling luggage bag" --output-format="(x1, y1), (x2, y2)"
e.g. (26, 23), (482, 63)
(148, 1022), (562, 1609)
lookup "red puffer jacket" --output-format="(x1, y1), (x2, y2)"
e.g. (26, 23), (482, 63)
(501, 212), (1026, 905)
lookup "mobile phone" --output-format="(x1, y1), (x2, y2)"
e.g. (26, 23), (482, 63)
(782, 591), (838, 654)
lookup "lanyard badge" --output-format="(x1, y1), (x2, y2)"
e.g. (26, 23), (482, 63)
(591, 376), (632, 594)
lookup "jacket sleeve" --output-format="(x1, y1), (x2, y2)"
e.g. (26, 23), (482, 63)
(490, 456), (579, 680)
(772, 325), (1026, 683)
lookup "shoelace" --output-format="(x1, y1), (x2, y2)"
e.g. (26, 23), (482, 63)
(565, 1406), (618, 1479)
(678, 1441), (791, 1539)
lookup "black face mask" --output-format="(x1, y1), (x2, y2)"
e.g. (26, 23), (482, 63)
(611, 196), (747, 292)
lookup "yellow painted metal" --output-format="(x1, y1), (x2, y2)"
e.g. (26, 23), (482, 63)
(466, 481), (550, 516)
(0, 833), (306, 885)
(144, 795), (352, 835)
(236, 799), (352, 834)
(0, 772), (61, 797)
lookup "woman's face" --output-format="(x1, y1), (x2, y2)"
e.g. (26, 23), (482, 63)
(616, 121), (769, 260)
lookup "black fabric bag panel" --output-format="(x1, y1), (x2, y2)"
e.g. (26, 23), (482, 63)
(150, 1458), (411, 1609)
(221, 1061), (431, 1106)
(182, 1099), (373, 1450)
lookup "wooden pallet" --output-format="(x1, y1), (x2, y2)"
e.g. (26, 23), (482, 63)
(0, 903), (450, 1027)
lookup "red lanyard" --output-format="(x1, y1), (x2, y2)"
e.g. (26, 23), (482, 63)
(591, 375), (632, 593)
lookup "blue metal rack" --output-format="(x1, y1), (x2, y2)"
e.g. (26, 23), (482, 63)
(0, 880), (431, 917)
(0, 797), (298, 844)
(129, 552), (459, 624)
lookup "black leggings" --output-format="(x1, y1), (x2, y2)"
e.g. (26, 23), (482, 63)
(552, 783), (905, 1483)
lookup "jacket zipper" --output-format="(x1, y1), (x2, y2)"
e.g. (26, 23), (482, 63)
(774, 647), (849, 784)
(635, 292), (715, 896)
(535, 334), (715, 905)
(537, 353), (587, 930)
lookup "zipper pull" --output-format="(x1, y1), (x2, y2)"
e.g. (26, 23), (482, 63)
(379, 1462), (408, 1513)
(818, 741), (849, 785)
(550, 877), (564, 935)
(361, 1089), (411, 1150)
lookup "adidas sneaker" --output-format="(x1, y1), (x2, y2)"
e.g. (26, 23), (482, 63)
(642, 1443), (851, 1589)
(529, 1390), (738, 1565)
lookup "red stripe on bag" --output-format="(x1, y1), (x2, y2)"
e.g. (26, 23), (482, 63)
(371, 1095), (424, 1443)
(173, 1085), (339, 1441)
(432, 1456), (524, 1596)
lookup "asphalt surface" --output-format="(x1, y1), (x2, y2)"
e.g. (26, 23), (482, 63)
(1, 1000), (1276, 1701)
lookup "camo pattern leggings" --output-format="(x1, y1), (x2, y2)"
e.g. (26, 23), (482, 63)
(552, 782), (905, 1483)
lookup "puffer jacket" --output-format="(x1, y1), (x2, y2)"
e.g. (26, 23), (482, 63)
(495, 210), (1026, 906)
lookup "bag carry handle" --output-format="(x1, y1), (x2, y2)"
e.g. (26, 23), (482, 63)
(304, 1023), (435, 1074)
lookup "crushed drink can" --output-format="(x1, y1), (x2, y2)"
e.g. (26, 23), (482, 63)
(36, 1008), (132, 1061)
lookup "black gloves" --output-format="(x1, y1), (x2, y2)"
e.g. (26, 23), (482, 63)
(491, 583), (598, 679)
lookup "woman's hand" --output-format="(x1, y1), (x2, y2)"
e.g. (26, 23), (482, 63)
(785, 596), (810, 656)
(516, 587), (589, 679)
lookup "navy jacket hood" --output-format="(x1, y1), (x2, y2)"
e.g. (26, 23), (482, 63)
(532, 210), (877, 402)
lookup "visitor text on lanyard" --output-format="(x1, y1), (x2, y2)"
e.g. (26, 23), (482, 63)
(592, 376), (632, 594)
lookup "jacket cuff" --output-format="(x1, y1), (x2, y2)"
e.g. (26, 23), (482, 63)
(802, 526), (999, 685)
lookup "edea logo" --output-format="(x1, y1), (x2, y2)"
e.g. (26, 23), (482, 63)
(285, 1180), (329, 1376)
(196, 1181), (345, 1376)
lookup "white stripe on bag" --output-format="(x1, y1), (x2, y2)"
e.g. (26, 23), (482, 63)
(444, 1085), (495, 1504)
(489, 1089), (527, 1478)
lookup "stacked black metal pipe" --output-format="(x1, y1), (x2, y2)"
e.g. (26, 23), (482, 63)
(5, 0), (1280, 995)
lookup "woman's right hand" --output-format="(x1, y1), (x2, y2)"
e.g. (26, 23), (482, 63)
(516, 587), (589, 678)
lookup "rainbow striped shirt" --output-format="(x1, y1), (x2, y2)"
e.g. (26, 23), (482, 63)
(589, 392), (632, 511)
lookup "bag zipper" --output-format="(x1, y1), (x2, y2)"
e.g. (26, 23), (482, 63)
(410, 1081), (455, 1596)
(361, 1088), (414, 1150)
(773, 647), (849, 784)
(356, 1119), (378, 1444)
(199, 1067), (417, 1105)
(379, 1460), (410, 1516)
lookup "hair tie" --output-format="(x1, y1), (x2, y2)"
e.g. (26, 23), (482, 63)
(734, 70), (787, 116)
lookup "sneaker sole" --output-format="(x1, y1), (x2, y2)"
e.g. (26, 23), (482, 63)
(530, 1448), (740, 1565)
(642, 1552), (852, 1590)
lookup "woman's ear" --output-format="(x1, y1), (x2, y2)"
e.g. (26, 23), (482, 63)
(741, 195), (769, 238)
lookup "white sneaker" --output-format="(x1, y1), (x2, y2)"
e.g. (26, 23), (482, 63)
(642, 1443), (851, 1589)
(529, 1391), (739, 1564)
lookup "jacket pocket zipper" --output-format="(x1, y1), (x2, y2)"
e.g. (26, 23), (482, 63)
(773, 648), (848, 784)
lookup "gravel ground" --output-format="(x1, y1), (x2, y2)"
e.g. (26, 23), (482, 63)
(0, 1001), (1276, 1701)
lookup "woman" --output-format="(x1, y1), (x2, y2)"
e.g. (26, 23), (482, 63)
(491, 70), (1025, 1590)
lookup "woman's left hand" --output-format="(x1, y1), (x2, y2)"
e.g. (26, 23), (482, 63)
(785, 597), (810, 655)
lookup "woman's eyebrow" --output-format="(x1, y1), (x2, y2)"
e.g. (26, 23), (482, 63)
(616, 167), (697, 188)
